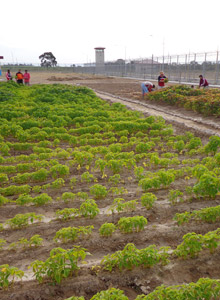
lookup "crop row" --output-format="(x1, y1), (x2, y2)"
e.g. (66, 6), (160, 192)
(147, 84), (220, 117)
(63, 278), (220, 300)
(1, 226), (220, 288)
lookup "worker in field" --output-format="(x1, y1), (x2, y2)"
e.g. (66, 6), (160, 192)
(141, 81), (155, 98)
(158, 71), (167, 89)
(23, 70), (30, 86)
(6, 70), (12, 81)
(199, 75), (209, 89)
(15, 69), (23, 84)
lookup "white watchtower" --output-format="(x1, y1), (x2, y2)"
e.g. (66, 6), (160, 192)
(94, 47), (105, 73)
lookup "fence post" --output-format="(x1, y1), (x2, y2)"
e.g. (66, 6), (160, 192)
(151, 54), (154, 79)
(168, 55), (171, 80)
(193, 53), (196, 83)
(203, 53), (207, 77)
(184, 54), (187, 82)
(177, 55), (181, 83)
(215, 50), (219, 85)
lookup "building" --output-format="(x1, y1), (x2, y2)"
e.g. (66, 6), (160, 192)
(94, 47), (105, 73)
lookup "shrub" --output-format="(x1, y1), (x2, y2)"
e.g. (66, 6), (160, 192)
(99, 223), (116, 237)
(80, 199), (100, 219)
(90, 184), (108, 199)
(141, 193), (157, 209)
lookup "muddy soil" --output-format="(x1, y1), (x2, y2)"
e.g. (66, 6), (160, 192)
(0, 72), (220, 300)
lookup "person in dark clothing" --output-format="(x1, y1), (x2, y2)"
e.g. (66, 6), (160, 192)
(15, 70), (23, 84)
(199, 75), (209, 89)
(158, 71), (167, 89)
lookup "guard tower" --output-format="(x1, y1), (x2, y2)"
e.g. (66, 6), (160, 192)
(94, 47), (105, 73)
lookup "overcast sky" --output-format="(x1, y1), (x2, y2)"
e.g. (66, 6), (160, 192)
(0, 0), (219, 65)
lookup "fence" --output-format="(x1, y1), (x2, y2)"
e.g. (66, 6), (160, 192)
(76, 51), (220, 86)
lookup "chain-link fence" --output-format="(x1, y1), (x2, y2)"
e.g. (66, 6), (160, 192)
(75, 51), (220, 86)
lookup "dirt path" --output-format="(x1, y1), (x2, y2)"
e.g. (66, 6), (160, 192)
(95, 91), (220, 139)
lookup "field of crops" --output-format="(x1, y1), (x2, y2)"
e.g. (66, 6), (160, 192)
(146, 85), (220, 117)
(0, 81), (220, 300)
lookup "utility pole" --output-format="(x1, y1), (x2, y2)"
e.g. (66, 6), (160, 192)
(162, 38), (165, 70)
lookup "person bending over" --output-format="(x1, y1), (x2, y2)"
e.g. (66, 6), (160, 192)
(141, 81), (155, 98)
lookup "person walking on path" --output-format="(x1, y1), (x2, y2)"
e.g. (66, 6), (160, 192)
(158, 71), (167, 89)
(199, 75), (209, 89)
(141, 81), (155, 98)
(6, 70), (12, 81)
(23, 70), (30, 86)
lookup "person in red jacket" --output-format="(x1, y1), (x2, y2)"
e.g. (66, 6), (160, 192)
(23, 70), (30, 85)
(158, 71), (167, 89)
(199, 75), (209, 89)
(6, 70), (12, 81)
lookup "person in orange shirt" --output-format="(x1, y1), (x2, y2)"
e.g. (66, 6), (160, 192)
(23, 70), (30, 86)
(15, 69), (23, 84)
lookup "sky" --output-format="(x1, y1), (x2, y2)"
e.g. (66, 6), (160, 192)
(0, 0), (219, 65)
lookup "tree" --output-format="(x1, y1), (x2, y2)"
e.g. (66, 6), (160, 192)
(39, 52), (57, 67)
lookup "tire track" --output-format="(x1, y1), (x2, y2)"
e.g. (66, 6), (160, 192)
(95, 90), (220, 138)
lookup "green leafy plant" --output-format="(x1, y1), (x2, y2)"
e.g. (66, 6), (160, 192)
(80, 199), (100, 218)
(101, 243), (170, 272)
(30, 246), (89, 284)
(6, 212), (43, 229)
(55, 208), (79, 221)
(117, 216), (147, 233)
(90, 288), (129, 300)
(53, 226), (93, 243)
(140, 193), (157, 209)
(51, 178), (65, 189)
(9, 235), (43, 250)
(174, 206), (220, 225)
(108, 174), (121, 185)
(81, 171), (95, 183)
(50, 164), (70, 179)
(0, 264), (24, 289)
(32, 193), (52, 206)
(136, 278), (220, 300)
(0, 239), (6, 250)
(0, 195), (9, 206)
(89, 184), (108, 199)
(173, 232), (204, 259)
(168, 189), (184, 205)
(193, 172), (220, 199)
(109, 198), (138, 214)
(0, 173), (9, 185)
(204, 135), (220, 154)
(61, 192), (76, 202)
(99, 223), (116, 237)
